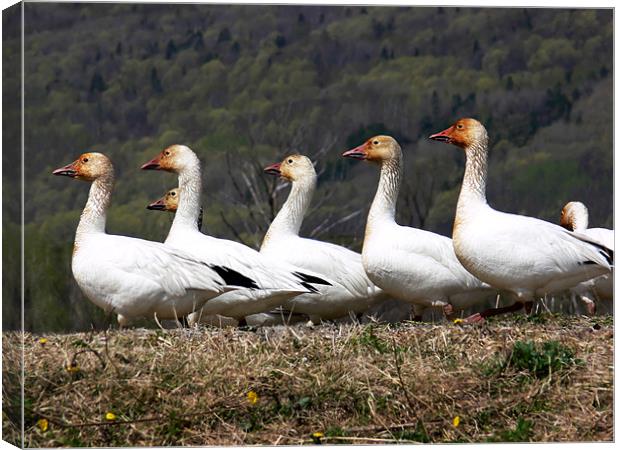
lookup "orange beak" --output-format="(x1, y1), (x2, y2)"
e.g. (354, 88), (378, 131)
(141, 153), (162, 170)
(263, 162), (282, 176)
(52, 160), (79, 177)
(342, 142), (368, 160)
(428, 126), (454, 144)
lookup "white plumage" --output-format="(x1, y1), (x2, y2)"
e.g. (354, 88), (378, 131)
(559, 201), (613, 312)
(141, 145), (333, 323)
(260, 154), (388, 321)
(53, 152), (241, 326)
(429, 118), (612, 321)
(342, 135), (494, 317)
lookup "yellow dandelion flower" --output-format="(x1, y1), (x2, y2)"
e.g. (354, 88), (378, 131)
(311, 431), (324, 444)
(37, 418), (48, 432)
(247, 390), (258, 405)
(452, 415), (461, 427)
(38, 338), (48, 346)
(453, 318), (463, 325)
(65, 363), (79, 373)
(105, 412), (117, 421)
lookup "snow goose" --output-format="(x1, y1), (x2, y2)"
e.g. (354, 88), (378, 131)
(260, 154), (389, 320)
(147, 188), (309, 326)
(559, 201), (613, 311)
(342, 136), (495, 317)
(52, 152), (245, 326)
(148, 187), (203, 232)
(148, 187), (238, 327)
(429, 118), (613, 321)
(141, 145), (333, 320)
(560, 201), (613, 251)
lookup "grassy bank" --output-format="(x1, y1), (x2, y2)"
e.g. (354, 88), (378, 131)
(3, 314), (613, 446)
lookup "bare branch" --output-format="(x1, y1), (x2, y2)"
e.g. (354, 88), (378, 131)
(309, 209), (363, 240)
(219, 210), (251, 248)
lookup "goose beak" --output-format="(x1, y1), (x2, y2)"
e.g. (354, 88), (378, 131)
(146, 197), (166, 211)
(263, 162), (282, 176)
(141, 154), (162, 170)
(342, 143), (368, 160)
(52, 161), (78, 177)
(428, 127), (453, 143)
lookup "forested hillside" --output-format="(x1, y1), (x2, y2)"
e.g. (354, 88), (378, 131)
(3, 4), (612, 331)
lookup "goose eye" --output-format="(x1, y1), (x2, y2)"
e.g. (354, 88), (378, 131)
(82, 157), (89, 163)
(287, 159), (293, 164)
(457, 124), (464, 129)
(170, 192), (176, 196)
(164, 150), (171, 156)
(373, 140), (379, 145)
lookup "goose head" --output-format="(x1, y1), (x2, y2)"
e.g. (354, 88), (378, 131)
(53, 152), (113, 181)
(147, 188), (179, 212)
(560, 201), (589, 232)
(141, 144), (199, 173)
(264, 154), (316, 182)
(342, 135), (400, 163)
(429, 118), (487, 149)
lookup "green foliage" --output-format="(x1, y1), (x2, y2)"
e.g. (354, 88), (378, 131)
(507, 340), (581, 378)
(350, 326), (389, 354)
(325, 426), (346, 437)
(489, 417), (534, 442)
(393, 422), (430, 443)
(2, 221), (21, 329)
(485, 340), (582, 379)
(160, 411), (190, 444)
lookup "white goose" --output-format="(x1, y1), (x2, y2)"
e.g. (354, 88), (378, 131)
(141, 145), (333, 321)
(260, 154), (389, 321)
(342, 136), (495, 318)
(560, 201), (614, 251)
(52, 152), (244, 326)
(429, 118), (613, 322)
(148, 188), (204, 231)
(147, 188), (309, 327)
(559, 201), (613, 311)
(147, 187), (238, 327)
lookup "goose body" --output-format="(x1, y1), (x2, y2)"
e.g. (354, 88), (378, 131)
(147, 188), (311, 327)
(560, 201), (613, 252)
(452, 205), (611, 296)
(429, 118), (612, 319)
(342, 136), (494, 314)
(141, 145), (333, 321)
(53, 153), (240, 326)
(560, 201), (613, 309)
(260, 155), (388, 320)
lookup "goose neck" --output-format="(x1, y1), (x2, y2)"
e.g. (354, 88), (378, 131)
(171, 164), (203, 233)
(572, 210), (588, 232)
(75, 174), (114, 240)
(264, 176), (316, 244)
(458, 136), (489, 210)
(368, 156), (401, 226)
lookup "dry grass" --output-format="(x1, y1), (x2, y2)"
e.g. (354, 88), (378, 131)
(3, 314), (613, 446)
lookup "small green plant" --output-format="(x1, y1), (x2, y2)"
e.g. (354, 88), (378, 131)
(506, 340), (581, 378)
(352, 326), (388, 354)
(325, 426), (346, 437)
(160, 411), (189, 443)
(393, 421), (430, 443)
(56, 427), (86, 447)
(484, 340), (581, 379)
(489, 417), (533, 442)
